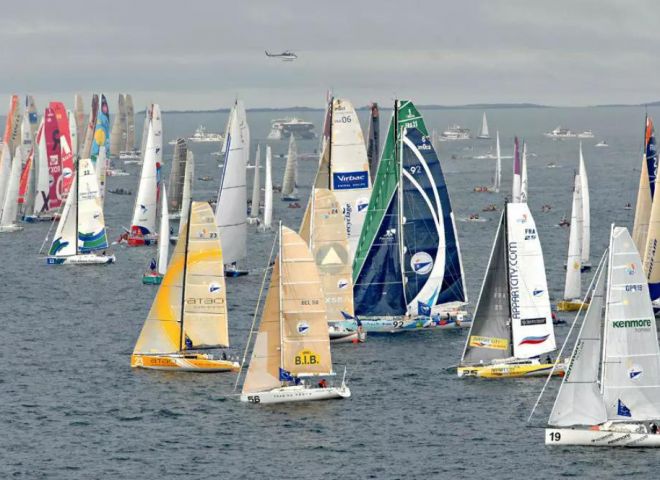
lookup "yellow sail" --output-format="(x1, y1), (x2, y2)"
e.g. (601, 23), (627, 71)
(280, 226), (333, 376)
(310, 188), (354, 322)
(181, 202), (230, 349)
(133, 201), (229, 354)
(632, 158), (652, 254)
(242, 262), (282, 394)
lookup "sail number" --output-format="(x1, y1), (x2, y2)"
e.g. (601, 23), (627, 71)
(392, 320), (404, 328)
(408, 166), (422, 175)
(295, 350), (319, 365)
(548, 431), (561, 442)
(247, 395), (260, 403)
(337, 116), (352, 123)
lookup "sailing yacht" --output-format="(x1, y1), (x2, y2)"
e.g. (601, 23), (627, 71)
(215, 101), (248, 276)
(544, 226), (660, 446)
(259, 145), (273, 232)
(0, 147), (25, 232)
(132, 201), (239, 372)
(352, 100), (468, 333)
(247, 145), (261, 225)
(457, 202), (564, 378)
(477, 112), (490, 139)
(240, 223), (350, 404)
(128, 104), (162, 246)
(46, 157), (115, 265)
(281, 135), (299, 201)
(143, 186), (170, 285)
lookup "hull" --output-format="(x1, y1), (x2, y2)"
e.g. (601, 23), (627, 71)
(0, 224), (24, 233)
(457, 361), (566, 378)
(557, 299), (589, 312)
(241, 384), (351, 404)
(131, 354), (239, 372)
(226, 267), (248, 277)
(47, 254), (116, 265)
(329, 326), (366, 344)
(128, 234), (157, 246)
(545, 428), (660, 447)
(22, 214), (58, 223)
(142, 273), (163, 285)
(357, 317), (432, 333)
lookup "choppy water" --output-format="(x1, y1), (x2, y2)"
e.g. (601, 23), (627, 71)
(3, 105), (660, 478)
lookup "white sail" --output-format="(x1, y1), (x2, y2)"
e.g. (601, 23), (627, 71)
(125, 94), (135, 151)
(281, 135), (297, 198)
(512, 139), (521, 203)
(178, 151), (194, 237)
(263, 145), (273, 229)
(329, 98), (372, 260)
(506, 202), (556, 358)
(549, 259), (608, 427)
(250, 145), (261, 217)
(479, 112), (490, 138)
(214, 106), (247, 264)
(0, 148), (22, 226)
(67, 110), (77, 161)
(96, 146), (107, 208)
(493, 131), (501, 192)
(49, 174), (77, 256)
(158, 185), (170, 275)
(130, 117), (159, 235)
(520, 142), (528, 202)
(34, 119), (49, 214)
(602, 226), (660, 421)
(20, 112), (32, 159)
(579, 144), (590, 266)
(110, 94), (125, 157)
(0, 145), (11, 212)
(74, 94), (85, 156)
(235, 100), (250, 169)
(564, 174), (583, 300)
(139, 104), (152, 157)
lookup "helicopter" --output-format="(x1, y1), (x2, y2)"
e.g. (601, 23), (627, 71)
(265, 50), (298, 61)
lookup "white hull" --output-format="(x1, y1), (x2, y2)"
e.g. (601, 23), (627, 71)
(546, 428), (660, 447)
(241, 384), (351, 404)
(0, 224), (24, 233)
(47, 254), (116, 265)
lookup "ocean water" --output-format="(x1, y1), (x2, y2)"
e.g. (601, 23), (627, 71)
(2, 104), (660, 479)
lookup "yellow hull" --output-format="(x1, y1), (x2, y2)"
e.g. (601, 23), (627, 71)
(557, 300), (589, 312)
(131, 354), (239, 372)
(457, 363), (565, 378)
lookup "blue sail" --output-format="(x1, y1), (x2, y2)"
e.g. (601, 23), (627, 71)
(353, 191), (406, 316)
(401, 128), (465, 311)
(646, 117), (658, 198)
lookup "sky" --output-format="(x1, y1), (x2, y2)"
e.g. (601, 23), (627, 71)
(1, 0), (659, 110)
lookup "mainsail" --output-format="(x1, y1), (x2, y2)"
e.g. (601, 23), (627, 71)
(178, 151), (194, 237)
(74, 94), (85, 155)
(109, 94), (125, 157)
(512, 137), (521, 203)
(250, 145), (261, 218)
(0, 148), (22, 226)
(632, 116), (657, 253)
(214, 105), (247, 265)
(564, 173), (583, 300)
(367, 102), (380, 182)
(263, 146), (273, 229)
(281, 135), (298, 199)
(91, 94), (110, 164)
(478, 112), (490, 139)
(520, 142), (528, 202)
(125, 94), (136, 151)
(133, 202), (230, 354)
(168, 138), (188, 215)
(579, 143), (590, 266)
(158, 186), (170, 275)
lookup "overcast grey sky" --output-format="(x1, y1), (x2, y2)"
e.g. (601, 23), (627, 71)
(2, 0), (659, 110)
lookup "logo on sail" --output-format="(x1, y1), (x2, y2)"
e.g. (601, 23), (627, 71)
(332, 171), (369, 190)
(532, 289), (544, 297)
(628, 365), (643, 380)
(613, 319), (652, 329)
(297, 321), (310, 335)
(518, 334), (549, 346)
(411, 252), (434, 275)
(469, 335), (508, 350)
(516, 214), (528, 224)
(625, 263), (637, 275)
(208, 283), (222, 294)
(140, 204), (147, 213)
(356, 197), (369, 213)
(62, 167), (73, 179)
(337, 279), (349, 289)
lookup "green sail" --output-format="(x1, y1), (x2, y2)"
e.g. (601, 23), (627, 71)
(352, 100), (428, 280)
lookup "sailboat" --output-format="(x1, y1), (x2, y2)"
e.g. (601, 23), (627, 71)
(544, 226), (660, 446)
(557, 172), (588, 312)
(74, 94), (85, 155)
(168, 138), (188, 220)
(632, 116), (657, 255)
(46, 157), (115, 265)
(240, 223), (350, 404)
(123, 94), (137, 155)
(169, 150), (194, 245)
(352, 100), (468, 333)
(579, 143), (591, 270)
(215, 102), (248, 276)
(259, 145), (273, 232)
(309, 188), (365, 343)
(0, 96), (21, 213)
(109, 94), (125, 157)
(131, 202), (239, 372)
(477, 112), (490, 139)
(247, 144), (261, 224)
(0, 148), (25, 232)
(128, 104), (162, 246)
(457, 202), (564, 378)
(143, 185), (170, 285)
(281, 135), (299, 201)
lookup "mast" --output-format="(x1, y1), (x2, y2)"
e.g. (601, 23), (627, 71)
(504, 203), (514, 352)
(600, 223), (614, 394)
(397, 116), (407, 308)
(278, 221), (284, 373)
(327, 97), (333, 190)
(75, 155), (79, 255)
(178, 203), (193, 351)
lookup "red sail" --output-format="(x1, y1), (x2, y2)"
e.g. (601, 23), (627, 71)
(49, 102), (74, 196)
(18, 153), (32, 204)
(44, 107), (63, 209)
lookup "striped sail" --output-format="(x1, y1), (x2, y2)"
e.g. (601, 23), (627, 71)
(134, 202), (229, 354)
(632, 116), (657, 253)
(507, 202), (556, 358)
(214, 106), (247, 265)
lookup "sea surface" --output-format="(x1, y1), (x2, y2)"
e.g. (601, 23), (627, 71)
(2, 104), (660, 479)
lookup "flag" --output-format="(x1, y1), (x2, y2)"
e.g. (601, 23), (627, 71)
(279, 368), (294, 382)
(340, 311), (355, 321)
(418, 301), (431, 317)
(149, 258), (157, 271)
(617, 399), (632, 417)
(185, 335), (193, 350)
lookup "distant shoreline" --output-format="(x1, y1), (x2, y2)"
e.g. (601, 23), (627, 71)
(156, 101), (660, 114)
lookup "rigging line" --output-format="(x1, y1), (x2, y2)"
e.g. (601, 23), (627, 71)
(233, 231), (278, 393)
(527, 248), (608, 423)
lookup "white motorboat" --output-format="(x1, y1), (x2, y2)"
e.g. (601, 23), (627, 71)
(188, 125), (223, 143)
(267, 118), (317, 140)
(545, 126), (577, 138)
(439, 124), (470, 141)
(577, 130), (595, 138)
(595, 140), (609, 147)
